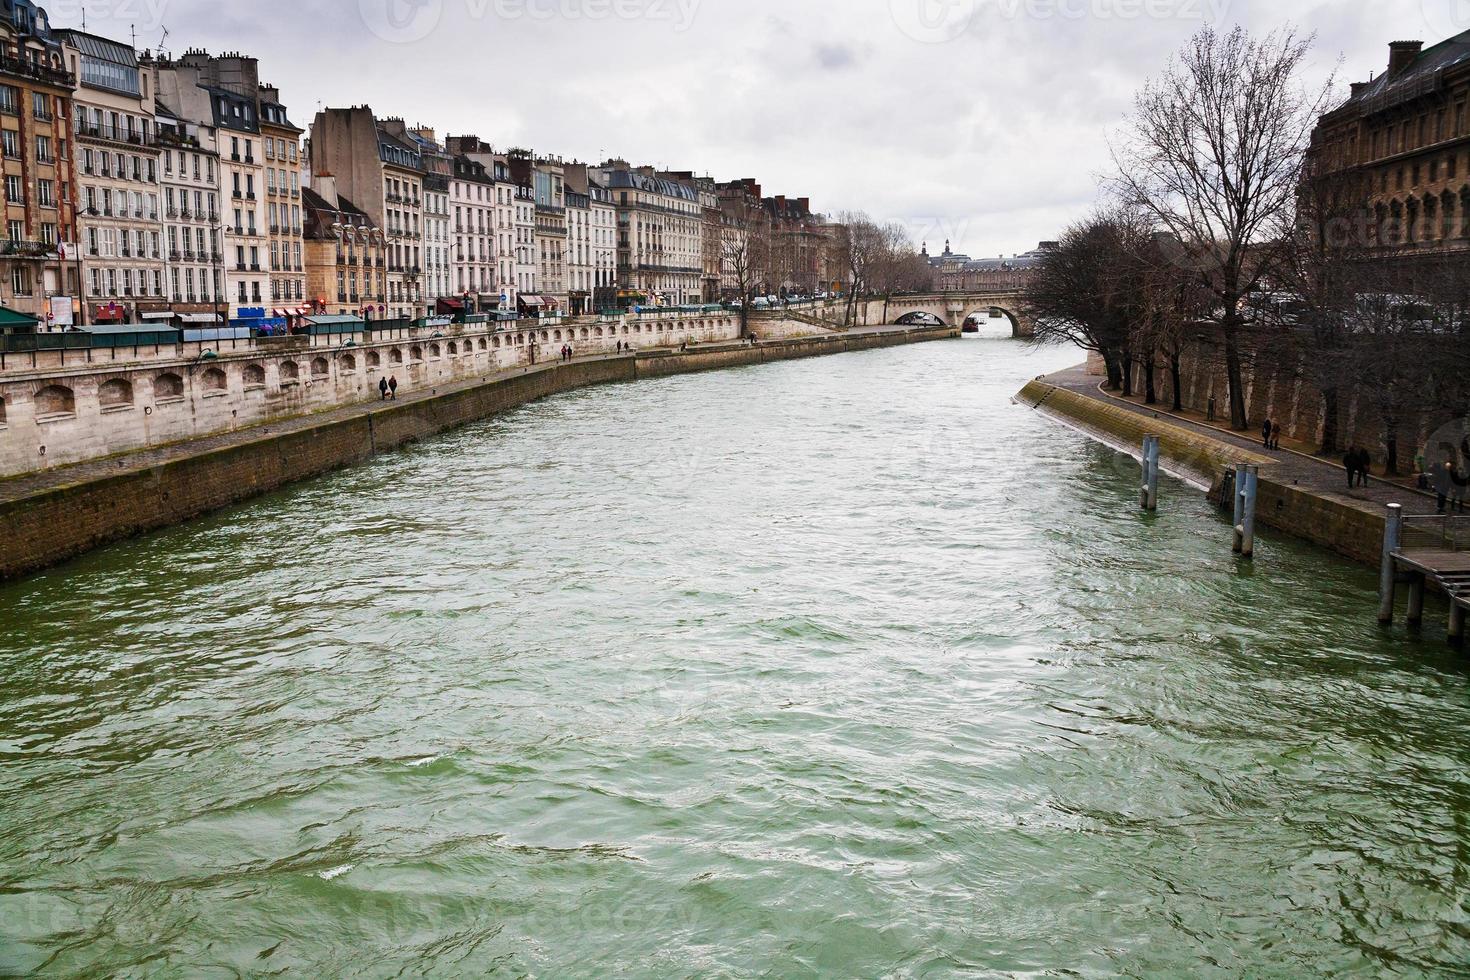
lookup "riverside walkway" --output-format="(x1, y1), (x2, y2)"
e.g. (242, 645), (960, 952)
(1040, 364), (1443, 520)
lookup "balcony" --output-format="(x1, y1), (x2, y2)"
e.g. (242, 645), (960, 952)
(244, 155), (255, 164)
(269, 224), (280, 235)
(290, 188), (299, 199)
(178, 208), (190, 220)
(33, 108), (52, 123)
(0, 56), (75, 90)
(246, 192), (256, 201)
(166, 207), (179, 219)
(169, 250), (181, 261)
(249, 263), (261, 272)
(234, 263), (246, 272)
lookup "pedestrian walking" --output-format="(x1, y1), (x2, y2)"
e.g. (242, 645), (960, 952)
(1434, 459), (1454, 514)
(1262, 418), (1273, 448)
(1343, 449), (1358, 489)
(1270, 422), (1283, 450)
(379, 376), (389, 401)
(388, 375), (398, 400)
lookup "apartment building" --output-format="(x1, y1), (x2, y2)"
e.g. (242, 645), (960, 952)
(259, 85), (304, 313)
(59, 30), (162, 324)
(154, 105), (222, 320)
(0, 0), (77, 322)
(302, 175), (385, 317)
(596, 161), (703, 306)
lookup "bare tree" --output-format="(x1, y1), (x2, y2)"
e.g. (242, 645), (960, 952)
(1114, 25), (1335, 430)
(1023, 207), (1150, 391)
(835, 212), (884, 327)
(721, 194), (772, 336)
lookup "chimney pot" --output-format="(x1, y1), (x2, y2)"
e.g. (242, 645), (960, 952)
(1389, 40), (1423, 76)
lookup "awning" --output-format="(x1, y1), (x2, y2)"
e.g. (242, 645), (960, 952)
(437, 297), (465, 310)
(518, 294), (545, 307)
(139, 311), (175, 321)
(179, 313), (221, 324)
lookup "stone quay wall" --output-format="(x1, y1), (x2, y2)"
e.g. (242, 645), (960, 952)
(0, 312), (744, 480)
(0, 325), (957, 582)
(1018, 378), (1388, 566)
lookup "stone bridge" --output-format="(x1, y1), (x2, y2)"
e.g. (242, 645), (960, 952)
(764, 292), (1034, 337)
(858, 291), (1034, 337)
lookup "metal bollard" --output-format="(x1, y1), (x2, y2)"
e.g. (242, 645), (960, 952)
(1139, 435), (1160, 511)
(1145, 435), (1161, 512)
(1241, 465), (1260, 558)
(1379, 503), (1403, 625)
(1232, 463), (1248, 554)
(1234, 465), (1259, 558)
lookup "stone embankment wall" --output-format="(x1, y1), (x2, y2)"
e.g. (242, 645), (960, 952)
(0, 325), (957, 582)
(1017, 378), (1388, 566)
(1126, 340), (1443, 464)
(0, 314), (742, 479)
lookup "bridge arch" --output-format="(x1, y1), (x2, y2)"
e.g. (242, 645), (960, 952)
(963, 305), (1030, 339)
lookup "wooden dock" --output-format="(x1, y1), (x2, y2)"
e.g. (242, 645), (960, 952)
(1381, 509), (1470, 644)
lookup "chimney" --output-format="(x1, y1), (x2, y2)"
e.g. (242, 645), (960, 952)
(1389, 40), (1423, 77)
(313, 174), (339, 210)
(1350, 81), (1370, 98)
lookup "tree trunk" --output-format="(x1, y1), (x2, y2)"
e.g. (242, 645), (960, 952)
(1384, 413), (1400, 475)
(1223, 322), (1248, 430)
(1169, 351), (1183, 411)
(1120, 348), (1134, 397)
(1143, 350), (1158, 405)
(1320, 386), (1340, 455)
(1102, 351), (1123, 390)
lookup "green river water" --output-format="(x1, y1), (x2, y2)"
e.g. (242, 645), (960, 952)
(1, 331), (1467, 977)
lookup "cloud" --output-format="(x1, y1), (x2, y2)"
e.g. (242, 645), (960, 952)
(48, 0), (1446, 257)
(813, 42), (860, 69)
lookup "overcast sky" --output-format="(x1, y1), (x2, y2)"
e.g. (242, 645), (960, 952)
(56, 0), (1468, 258)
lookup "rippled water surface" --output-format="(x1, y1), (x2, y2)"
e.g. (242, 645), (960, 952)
(3, 331), (1469, 976)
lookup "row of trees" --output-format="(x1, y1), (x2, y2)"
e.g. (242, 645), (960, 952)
(1026, 25), (1470, 469)
(720, 202), (932, 333)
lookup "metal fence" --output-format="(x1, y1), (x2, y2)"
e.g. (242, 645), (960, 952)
(1401, 515), (1470, 552)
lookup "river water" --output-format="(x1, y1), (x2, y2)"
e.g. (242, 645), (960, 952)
(2, 328), (1468, 976)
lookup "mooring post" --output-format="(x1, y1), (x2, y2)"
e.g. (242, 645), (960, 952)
(1139, 436), (1151, 510)
(1449, 602), (1465, 648)
(1238, 465), (1260, 559)
(1407, 573), (1426, 629)
(1145, 435), (1161, 512)
(1232, 463), (1247, 553)
(1379, 503), (1403, 626)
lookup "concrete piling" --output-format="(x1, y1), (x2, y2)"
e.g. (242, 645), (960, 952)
(1234, 464), (1259, 558)
(1379, 503), (1403, 625)
(1140, 435), (1160, 512)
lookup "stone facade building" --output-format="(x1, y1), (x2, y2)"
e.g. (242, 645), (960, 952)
(449, 153), (495, 308)
(154, 105), (221, 320)
(302, 176), (385, 317)
(1308, 32), (1470, 255)
(259, 86), (304, 313)
(308, 107), (424, 320)
(0, 0), (77, 322)
(60, 30), (163, 325)
(597, 161), (702, 306)
(154, 50), (280, 319)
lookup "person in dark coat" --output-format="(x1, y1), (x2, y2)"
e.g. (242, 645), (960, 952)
(379, 376), (389, 401)
(388, 375), (398, 400)
(1262, 418), (1273, 448)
